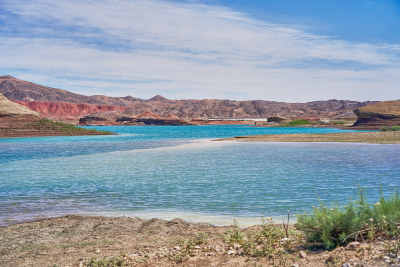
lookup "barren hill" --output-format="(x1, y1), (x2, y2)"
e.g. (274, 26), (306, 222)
(0, 76), (142, 105)
(1, 75), (377, 121)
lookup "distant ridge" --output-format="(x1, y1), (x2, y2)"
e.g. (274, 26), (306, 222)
(0, 75), (142, 106)
(147, 95), (168, 102)
(0, 75), (378, 121)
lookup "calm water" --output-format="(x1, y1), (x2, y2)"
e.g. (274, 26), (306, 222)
(1, 125), (399, 226)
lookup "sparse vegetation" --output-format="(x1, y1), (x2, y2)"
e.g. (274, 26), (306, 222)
(84, 255), (128, 267)
(391, 125), (400, 131)
(25, 118), (114, 135)
(381, 126), (389, 131)
(223, 218), (302, 259)
(280, 119), (311, 127)
(296, 190), (400, 249)
(168, 232), (209, 263)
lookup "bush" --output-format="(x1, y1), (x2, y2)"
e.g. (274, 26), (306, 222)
(281, 119), (310, 127)
(381, 126), (389, 131)
(391, 126), (400, 131)
(296, 190), (400, 249)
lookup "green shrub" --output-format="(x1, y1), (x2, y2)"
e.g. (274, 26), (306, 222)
(296, 190), (400, 249)
(381, 126), (389, 131)
(84, 256), (127, 267)
(391, 126), (400, 131)
(281, 119), (310, 127)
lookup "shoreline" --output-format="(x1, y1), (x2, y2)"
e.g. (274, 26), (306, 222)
(216, 131), (400, 144)
(0, 215), (394, 266)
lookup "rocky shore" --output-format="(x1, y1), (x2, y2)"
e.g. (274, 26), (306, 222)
(218, 131), (400, 144)
(0, 215), (397, 267)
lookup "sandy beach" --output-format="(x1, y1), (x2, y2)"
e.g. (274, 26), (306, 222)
(217, 131), (400, 144)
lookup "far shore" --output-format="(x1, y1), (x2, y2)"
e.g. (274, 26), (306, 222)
(216, 131), (400, 144)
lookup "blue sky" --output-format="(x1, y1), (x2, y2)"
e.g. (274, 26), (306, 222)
(0, 0), (399, 101)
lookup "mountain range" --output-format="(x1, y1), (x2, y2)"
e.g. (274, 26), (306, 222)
(0, 75), (377, 122)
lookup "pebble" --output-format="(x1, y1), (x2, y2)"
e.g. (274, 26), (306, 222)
(174, 246), (181, 251)
(348, 241), (360, 248)
(233, 243), (241, 250)
(290, 264), (299, 267)
(299, 251), (307, 259)
(227, 250), (235, 255)
(206, 252), (214, 256)
(389, 252), (397, 258)
(94, 248), (101, 254)
(341, 264), (352, 267)
(384, 255), (391, 263)
(194, 245), (201, 249)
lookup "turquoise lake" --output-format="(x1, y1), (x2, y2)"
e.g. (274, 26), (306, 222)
(1, 125), (399, 226)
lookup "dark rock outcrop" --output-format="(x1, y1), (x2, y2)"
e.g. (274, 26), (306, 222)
(353, 100), (400, 128)
(80, 111), (194, 126)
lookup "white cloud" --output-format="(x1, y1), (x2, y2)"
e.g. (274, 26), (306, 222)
(0, 0), (399, 101)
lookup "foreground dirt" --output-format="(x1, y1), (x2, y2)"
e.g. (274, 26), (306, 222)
(0, 215), (398, 267)
(218, 131), (400, 144)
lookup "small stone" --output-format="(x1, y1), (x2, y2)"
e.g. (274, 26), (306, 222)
(94, 248), (101, 254)
(348, 241), (360, 248)
(194, 245), (201, 249)
(233, 243), (241, 250)
(389, 252), (397, 258)
(227, 250), (235, 255)
(174, 246), (181, 251)
(299, 251), (307, 259)
(384, 255), (391, 263)
(280, 237), (290, 243)
(341, 264), (352, 267)
(291, 264), (299, 267)
(206, 252), (214, 256)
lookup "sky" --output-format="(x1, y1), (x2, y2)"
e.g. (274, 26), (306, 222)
(0, 0), (399, 102)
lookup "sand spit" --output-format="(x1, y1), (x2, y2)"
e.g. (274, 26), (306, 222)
(0, 215), (396, 266)
(217, 131), (400, 144)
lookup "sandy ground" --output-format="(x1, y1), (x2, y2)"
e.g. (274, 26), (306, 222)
(0, 215), (398, 267)
(217, 131), (400, 144)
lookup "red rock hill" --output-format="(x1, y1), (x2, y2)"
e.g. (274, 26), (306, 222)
(14, 101), (127, 121)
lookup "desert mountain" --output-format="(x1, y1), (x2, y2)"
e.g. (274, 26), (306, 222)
(0, 75), (142, 105)
(147, 95), (169, 102)
(1, 75), (377, 121)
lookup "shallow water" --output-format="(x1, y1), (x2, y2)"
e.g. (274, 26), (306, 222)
(1, 125), (399, 226)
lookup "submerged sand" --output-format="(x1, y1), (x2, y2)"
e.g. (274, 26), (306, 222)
(217, 131), (400, 144)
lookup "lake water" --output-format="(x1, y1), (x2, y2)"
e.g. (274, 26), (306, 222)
(1, 125), (399, 226)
